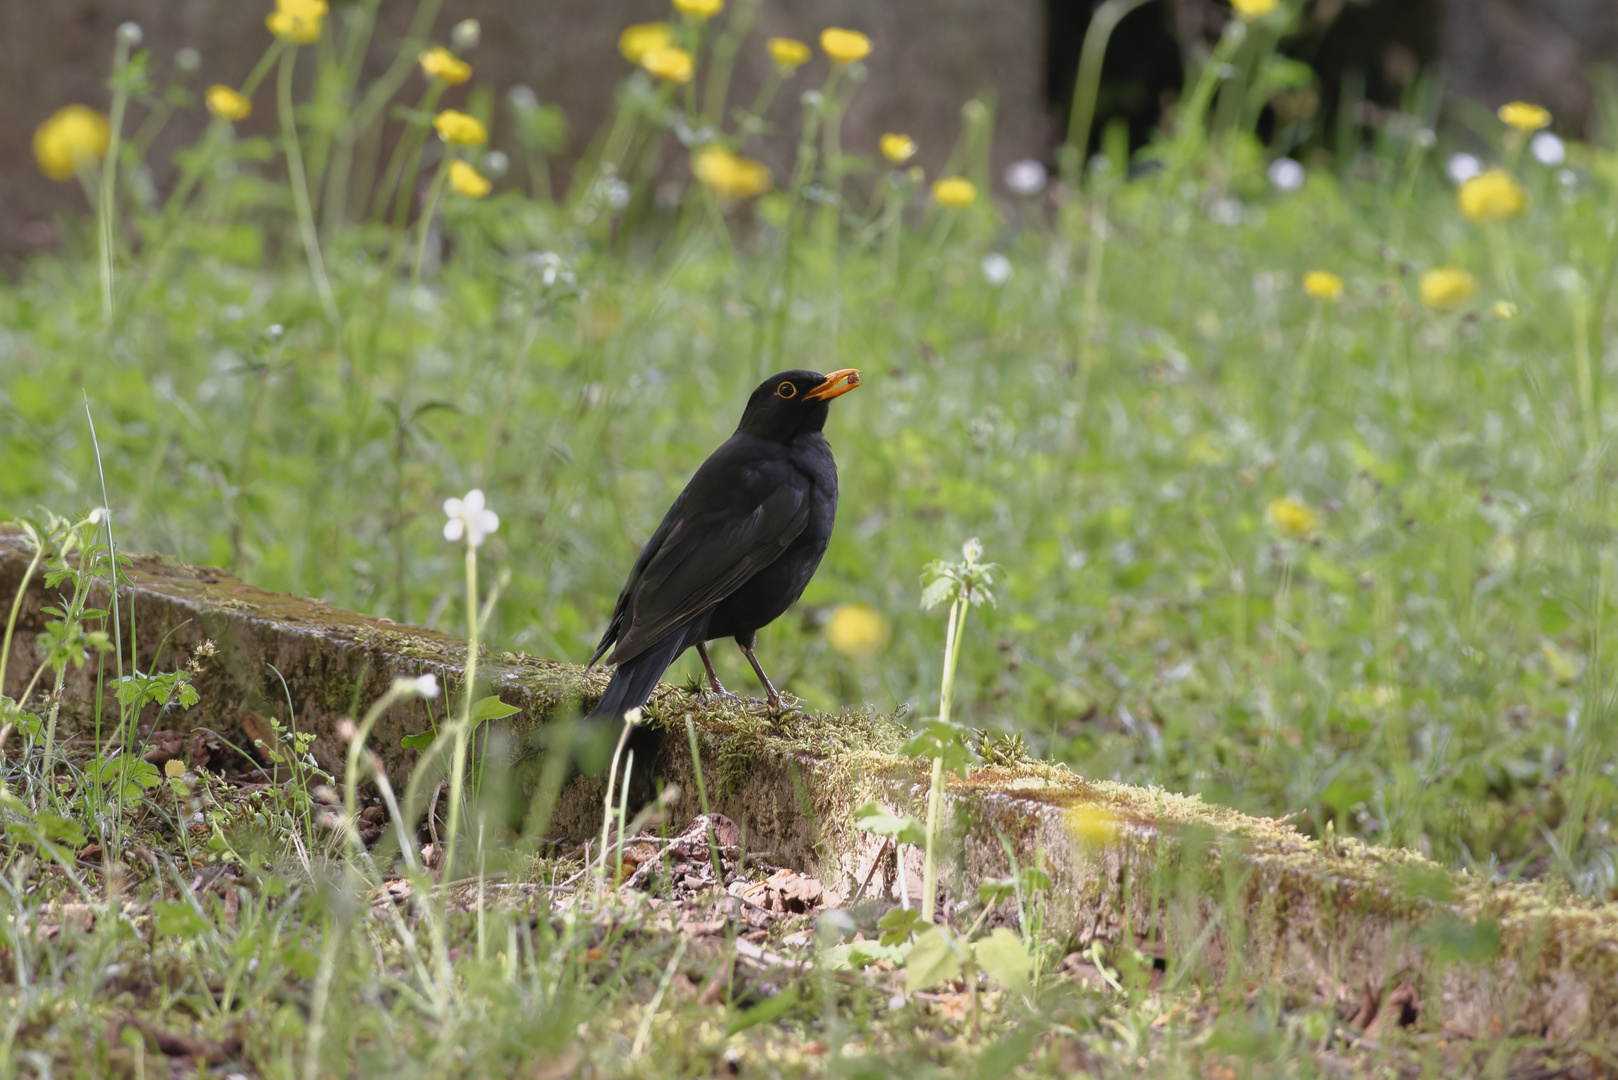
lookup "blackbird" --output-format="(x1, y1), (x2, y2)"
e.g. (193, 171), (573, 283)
(586, 368), (862, 719)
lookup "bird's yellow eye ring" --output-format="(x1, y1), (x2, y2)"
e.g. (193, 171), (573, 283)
(776, 382), (797, 399)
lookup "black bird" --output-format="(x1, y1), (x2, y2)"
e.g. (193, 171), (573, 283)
(586, 368), (862, 720)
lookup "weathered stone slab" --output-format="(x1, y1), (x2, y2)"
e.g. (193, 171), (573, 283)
(3, 522), (1617, 1041)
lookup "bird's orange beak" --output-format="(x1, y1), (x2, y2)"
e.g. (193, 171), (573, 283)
(804, 369), (861, 401)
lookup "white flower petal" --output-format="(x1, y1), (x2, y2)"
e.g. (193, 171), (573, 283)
(1530, 132), (1565, 166)
(463, 488), (486, 514)
(444, 497), (463, 519)
(414, 674), (441, 699)
(1446, 152), (1483, 185)
(444, 518), (465, 541)
(479, 510), (500, 535)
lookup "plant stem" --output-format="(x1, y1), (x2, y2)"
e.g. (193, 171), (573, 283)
(99, 32), (136, 325)
(443, 541), (479, 878)
(278, 45), (340, 323)
(411, 155), (453, 293)
(922, 596), (971, 924)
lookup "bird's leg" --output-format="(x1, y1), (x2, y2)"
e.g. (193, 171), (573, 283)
(695, 642), (741, 702)
(738, 643), (782, 710)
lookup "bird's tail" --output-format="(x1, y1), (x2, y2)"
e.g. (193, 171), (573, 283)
(585, 631), (688, 721)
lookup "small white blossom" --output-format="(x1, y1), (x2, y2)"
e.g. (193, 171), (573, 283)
(451, 19), (481, 50)
(980, 253), (1012, 286)
(1558, 168), (1578, 189)
(175, 47), (201, 73)
(508, 85), (538, 112)
(1003, 159), (1047, 196)
(414, 674), (441, 699)
(1530, 132), (1565, 166)
(601, 177), (630, 210)
(443, 488), (500, 547)
(88, 507), (109, 525)
(482, 150), (509, 180)
(1267, 157), (1304, 193)
(530, 251), (574, 288)
(1209, 197), (1244, 226)
(1446, 152), (1483, 185)
(116, 22), (143, 47)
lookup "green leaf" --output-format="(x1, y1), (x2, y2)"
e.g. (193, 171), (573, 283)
(905, 922), (964, 994)
(972, 1028), (1037, 1080)
(853, 801), (926, 846)
(34, 813), (87, 849)
(470, 695), (520, 723)
(401, 729), (437, 751)
(153, 901), (211, 938)
(878, 907), (922, 947)
(726, 986), (799, 1035)
(978, 876), (1017, 905)
(973, 928), (1031, 992)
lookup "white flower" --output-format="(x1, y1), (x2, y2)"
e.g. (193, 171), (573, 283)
(443, 488), (500, 547)
(980, 253), (1012, 286)
(1209, 197), (1244, 226)
(88, 507), (109, 525)
(1446, 152), (1483, 185)
(413, 674), (441, 699)
(601, 176), (631, 210)
(116, 21), (143, 47)
(1530, 131), (1565, 166)
(175, 47), (201, 73)
(451, 18), (481, 50)
(1267, 157), (1304, 193)
(530, 251), (574, 288)
(1557, 168), (1578, 189)
(1003, 159), (1047, 196)
(482, 150), (509, 180)
(508, 85), (538, 112)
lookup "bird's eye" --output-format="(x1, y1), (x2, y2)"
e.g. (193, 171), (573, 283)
(776, 382), (797, 399)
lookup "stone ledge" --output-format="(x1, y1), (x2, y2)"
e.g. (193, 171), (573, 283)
(3, 522), (1615, 1041)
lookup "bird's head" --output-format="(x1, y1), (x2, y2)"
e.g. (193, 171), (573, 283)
(735, 369), (861, 441)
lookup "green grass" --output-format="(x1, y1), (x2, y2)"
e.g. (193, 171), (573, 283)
(4, 2), (1618, 1074)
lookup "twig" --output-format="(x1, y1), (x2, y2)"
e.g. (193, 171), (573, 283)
(850, 836), (893, 904)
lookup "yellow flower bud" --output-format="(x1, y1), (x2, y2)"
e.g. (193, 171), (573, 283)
(265, 0), (327, 44)
(766, 36), (810, 70)
(619, 22), (673, 63)
(1302, 270), (1343, 300)
(1268, 497), (1321, 538)
(419, 46), (472, 86)
(1492, 299), (1516, 320)
(32, 105), (112, 181)
(819, 27), (871, 64)
(931, 176), (976, 208)
(692, 146), (772, 199)
(824, 603), (891, 657)
(1418, 266), (1477, 311)
(433, 109), (487, 146)
(641, 45), (694, 84)
(449, 160), (491, 198)
(205, 85), (253, 122)
(1497, 101), (1551, 133)
(1458, 169), (1527, 224)
(673, 0), (723, 19)
(1231, 0), (1278, 19)
(880, 133), (916, 164)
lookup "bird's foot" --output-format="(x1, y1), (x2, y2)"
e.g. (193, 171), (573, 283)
(695, 687), (746, 709)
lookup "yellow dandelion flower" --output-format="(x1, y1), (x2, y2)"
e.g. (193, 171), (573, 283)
(433, 109), (487, 146)
(1497, 102), (1551, 133)
(932, 176), (976, 208)
(32, 105), (112, 181)
(1418, 266), (1478, 311)
(419, 46), (472, 86)
(164, 759), (187, 779)
(1268, 497), (1321, 537)
(824, 603), (891, 657)
(618, 22), (673, 64)
(820, 27), (871, 64)
(205, 85), (252, 122)
(1067, 803), (1121, 849)
(1492, 299), (1516, 320)
(693, 146), (772, 199)
(641, 45), (694, 84)
(1231, 0), (1278, 19)
(880, 133), (916, 164)
(1458, 169), (1527, 224)
(265, 0), (327, 44)
(449, 160), (491, 198)
(1302, 270), (1343, 300)
(673, 0), (723, 19)
(766, 37), (810, 70)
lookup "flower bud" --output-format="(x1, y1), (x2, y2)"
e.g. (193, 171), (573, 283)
(175, 47), (202, 73)
(116, 22), (143, 48)
(451, 18), (480, 51)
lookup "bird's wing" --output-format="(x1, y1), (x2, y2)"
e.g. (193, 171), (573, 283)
(608, 456), (812, 665)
